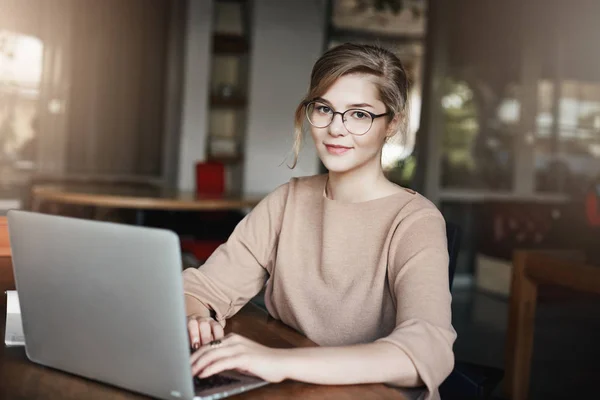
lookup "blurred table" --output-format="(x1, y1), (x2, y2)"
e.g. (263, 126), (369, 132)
(31, 184), (263, 211)
(506, 250), (600, 400)
(0, 254), (408, 400)
(31, 184), (263, 225)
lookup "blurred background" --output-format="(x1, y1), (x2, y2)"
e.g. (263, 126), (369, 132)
(1, 0), (600, 399)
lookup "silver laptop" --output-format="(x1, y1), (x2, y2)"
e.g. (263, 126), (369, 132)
(7, 210), (267, 400)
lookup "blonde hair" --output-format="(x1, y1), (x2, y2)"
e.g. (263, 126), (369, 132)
(290, 43), (410, 168)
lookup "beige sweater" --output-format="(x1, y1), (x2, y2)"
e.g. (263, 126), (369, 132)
(183, 175), (456, 399)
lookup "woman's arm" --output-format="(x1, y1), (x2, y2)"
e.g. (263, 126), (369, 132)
(281, 342), (422, 386)
(183, 183), (289, 320)
(183, 183), (289, 346)
(377, 208), (456, 393)
(190, 334), (421, 386)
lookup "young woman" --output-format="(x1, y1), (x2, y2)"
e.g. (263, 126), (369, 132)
(183, 43), (455, 400)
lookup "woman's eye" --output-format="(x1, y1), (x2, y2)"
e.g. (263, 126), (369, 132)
(317, 106), (332, 114)
(352, 111), (367, 119)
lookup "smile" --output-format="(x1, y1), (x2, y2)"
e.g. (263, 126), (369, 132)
(324, 144), (353, 155)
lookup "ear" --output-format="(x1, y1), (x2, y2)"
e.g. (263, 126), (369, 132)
(385, 114), (400, 139)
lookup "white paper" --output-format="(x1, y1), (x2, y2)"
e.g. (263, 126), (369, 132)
(4, 290), (25, 346)
(6, 290), (20, 314)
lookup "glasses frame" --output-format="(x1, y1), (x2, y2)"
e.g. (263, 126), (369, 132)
(304, 100), (390, 136)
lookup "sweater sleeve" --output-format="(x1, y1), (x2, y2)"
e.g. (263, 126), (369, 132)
(375, 208), (456, 399)
(182, 183), (289, 325)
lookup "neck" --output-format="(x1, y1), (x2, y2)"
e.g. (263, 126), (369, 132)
(326, 157), (388, 203)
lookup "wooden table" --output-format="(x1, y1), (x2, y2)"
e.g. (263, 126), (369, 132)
(30, 184), (264, 225)
(32, 184), (263, 212)
(0, 256), (407, 400)
(506, 250), (600, 400)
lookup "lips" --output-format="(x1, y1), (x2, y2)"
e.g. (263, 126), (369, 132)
(324, 143), (353, 155)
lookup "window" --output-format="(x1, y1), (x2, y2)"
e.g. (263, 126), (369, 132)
(535, 80), (600, 194)
(440, 78), (517, 191)
(0, 30), (43, 192)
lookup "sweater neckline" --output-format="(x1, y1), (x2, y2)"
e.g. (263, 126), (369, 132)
(321, 175), (411, 206)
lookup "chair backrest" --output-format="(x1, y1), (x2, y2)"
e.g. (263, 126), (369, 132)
(0, 216), (13, 291)
(0, 216), (10, 257)
(446, 222), (461, 290)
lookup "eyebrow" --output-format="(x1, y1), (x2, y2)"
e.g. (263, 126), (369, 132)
(348, 102), (374, 109)
(315, 97), (375, 110)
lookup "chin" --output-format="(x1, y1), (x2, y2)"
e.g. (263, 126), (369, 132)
(320, 154), (359, 173)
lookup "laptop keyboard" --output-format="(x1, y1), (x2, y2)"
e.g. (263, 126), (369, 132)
(194, 375), (241, 391)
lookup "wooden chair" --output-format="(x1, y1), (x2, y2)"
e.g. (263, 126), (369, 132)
(0, 217), (10, 256)
(505, 250), (600, 400)
(0, 216), (14, 292)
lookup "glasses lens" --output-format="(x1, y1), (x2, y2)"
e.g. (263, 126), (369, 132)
(344, 109), (373, 135)
(306, 102), (333, 128)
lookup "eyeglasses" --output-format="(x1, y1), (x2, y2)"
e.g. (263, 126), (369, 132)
(304, 100), (390, 136)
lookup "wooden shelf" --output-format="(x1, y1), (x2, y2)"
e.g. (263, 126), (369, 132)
(210, 95), (247, 108)
(213, 34), (249, 54)
(207, 1), (249, 177)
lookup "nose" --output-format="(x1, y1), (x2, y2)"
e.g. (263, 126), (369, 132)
(328, 113), (348, 137)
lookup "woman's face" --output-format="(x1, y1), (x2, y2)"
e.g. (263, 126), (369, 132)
(308, 73), (395, 174)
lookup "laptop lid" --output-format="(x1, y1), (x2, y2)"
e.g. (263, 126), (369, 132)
(7, 210), (195, 400)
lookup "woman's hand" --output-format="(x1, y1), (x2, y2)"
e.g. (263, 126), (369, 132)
(190, 333), (289, 383)
(187, 315), (224, 350)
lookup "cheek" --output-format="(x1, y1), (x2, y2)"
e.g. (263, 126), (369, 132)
(310, 127), (326, 142)
(354, 130), (386, 151)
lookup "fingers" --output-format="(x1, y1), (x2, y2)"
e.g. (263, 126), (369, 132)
(191, 344), (242, 376)
(188, 316), (224, 349)
(210, 319), (225, 340)
(190, 341), (211, 365)
(198, 355), (247, 378)
(189, 333), (237, 365)
(187, 318), (201, 350)
(198, 320), (213, 346)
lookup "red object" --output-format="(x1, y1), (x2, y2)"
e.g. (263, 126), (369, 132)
(195, 161), (225, 196)
(585, 185), (600, 226)
(181, 238), (224, 262)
